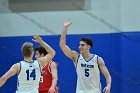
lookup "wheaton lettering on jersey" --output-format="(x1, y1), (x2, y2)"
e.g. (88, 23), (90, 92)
(81, 63), (94, 68)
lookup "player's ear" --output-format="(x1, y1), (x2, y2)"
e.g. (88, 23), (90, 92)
(32, 51), (34, 56)
(41, 53), (44, 57)
(87, 45), (90, 49)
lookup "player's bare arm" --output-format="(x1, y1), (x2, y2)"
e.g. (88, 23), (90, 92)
(98, 57), (111, 93)
(48, 62), (58, 93)
(33, 35), (56, 66)
(0, 63), (20, 87)
(59, 18), (78, 62)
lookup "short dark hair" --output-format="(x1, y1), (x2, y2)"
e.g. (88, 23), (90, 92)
(21, 42), (33, 57)
(80, 38), (93, 47)
(34, 46), (48, 56)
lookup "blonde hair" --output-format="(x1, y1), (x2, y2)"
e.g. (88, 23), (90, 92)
(21, 42), (33, 57)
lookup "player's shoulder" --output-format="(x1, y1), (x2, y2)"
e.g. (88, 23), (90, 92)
(72, 50), (78, 53)
(95, 55), (105, 65)
(34, 60), (39, 63)
(51, 61), (57, 66)
(34, 60), (38, 61)
(10, 62), (21, 74)
(91, 53), (97, 56)
(94, 54), (103, 60)
(92, 54), (102, 59)
(72, 51), (79, 62)
(33, 60), (41, 67)
(72, 51), (79, 56)
(49, 61), (57, 68)
(13, 62), (20, 67)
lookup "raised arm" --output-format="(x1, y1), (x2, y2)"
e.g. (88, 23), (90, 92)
(59, 18), (78, 62)
(0, 63), (20, 87)
(33, 35), (56, 66)
(98, 57), (111, 93)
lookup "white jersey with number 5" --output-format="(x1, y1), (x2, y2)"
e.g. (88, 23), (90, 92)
(16, 60), (41, 93)
(76, 54), (101, 93)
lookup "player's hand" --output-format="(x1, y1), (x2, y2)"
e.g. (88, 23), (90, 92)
(103, 86), (110, 93)
(64, 18), (72, 28)
(48, 87), (55, 93)
(32, 35), (42, 43)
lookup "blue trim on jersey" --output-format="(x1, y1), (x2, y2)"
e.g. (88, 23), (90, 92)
(97, 55), (98, 63)
(17, 62), (21, 75)
(76, 54), (80, 69)
(97, 55), (101, 71)
(82, 54), (95, 62)
(17, 62), (21, 91)
(24, 60), (36, 68)
(16, 79), (19, 91)
(38, 61), (41, 75)
(77, 54), (80, 63)
(24, 60), (34, 63)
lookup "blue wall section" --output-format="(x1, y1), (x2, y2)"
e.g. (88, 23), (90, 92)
(120, 33), (140, 93)
(0, 32), (140, 93)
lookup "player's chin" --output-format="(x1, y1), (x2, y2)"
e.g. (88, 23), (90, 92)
(80, 51), (84, 54)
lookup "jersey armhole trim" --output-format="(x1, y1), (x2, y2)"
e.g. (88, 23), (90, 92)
(37, 61), (42, 74)
(17, 62), (21, 75)
(48, 61), (53, 73)
(97, 56), (101, 71)
(76, 54), (80, 69)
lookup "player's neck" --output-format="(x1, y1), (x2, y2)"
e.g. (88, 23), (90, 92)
(82, 51), (91, 59)
(24, 57), (33, 62)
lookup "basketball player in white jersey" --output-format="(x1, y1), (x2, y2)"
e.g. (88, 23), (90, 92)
(0, 35), (56, 93)
(59, 18), (111, 93)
